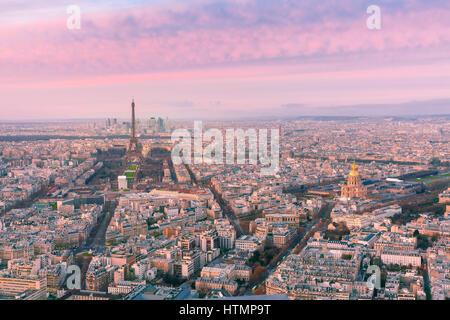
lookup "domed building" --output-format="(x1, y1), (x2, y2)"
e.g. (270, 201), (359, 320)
(341, 162), (367, 199)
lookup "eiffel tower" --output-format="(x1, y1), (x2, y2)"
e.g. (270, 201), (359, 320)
(125, 99), (143, 164)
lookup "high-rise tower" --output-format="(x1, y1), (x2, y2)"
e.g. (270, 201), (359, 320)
(125, 99), (143, 163)
(128, 99), (140, 153)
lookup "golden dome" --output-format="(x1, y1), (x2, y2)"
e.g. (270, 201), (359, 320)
(349, 161), (359, 176)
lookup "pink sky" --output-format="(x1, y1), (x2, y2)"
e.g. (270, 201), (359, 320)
(1, 0), (450, 120)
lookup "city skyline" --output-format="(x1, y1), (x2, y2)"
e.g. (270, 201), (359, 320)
(1, 0), (450, 120)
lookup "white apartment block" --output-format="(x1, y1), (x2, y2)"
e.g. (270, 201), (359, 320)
(381, 250), (421, 267)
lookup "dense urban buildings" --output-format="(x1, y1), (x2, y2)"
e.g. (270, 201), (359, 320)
(0, 112), (448, 301)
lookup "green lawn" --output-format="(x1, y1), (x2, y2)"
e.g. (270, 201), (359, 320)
(413, 173), (450, 182)
(125, 171), (135, 178)
(429, 178), (450, 186)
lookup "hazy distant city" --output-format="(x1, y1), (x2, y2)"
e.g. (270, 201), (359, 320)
(1, 0), (450, 303)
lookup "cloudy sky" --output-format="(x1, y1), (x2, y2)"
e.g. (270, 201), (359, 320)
(1, 0), (450, 120)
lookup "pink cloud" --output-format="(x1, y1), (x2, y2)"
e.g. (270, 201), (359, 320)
(1, 1), (450, 87)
